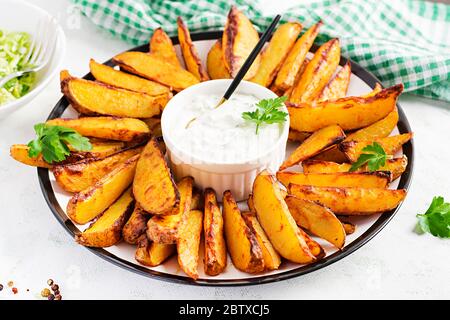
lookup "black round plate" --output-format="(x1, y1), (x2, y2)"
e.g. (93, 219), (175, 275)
(38, 31), (414, 286)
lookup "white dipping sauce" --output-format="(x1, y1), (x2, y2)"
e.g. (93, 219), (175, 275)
(167, 93), (283, 164)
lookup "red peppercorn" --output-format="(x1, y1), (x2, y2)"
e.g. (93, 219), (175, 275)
(12, 287), (18, 294)
(48, 294), (55, 300)
(51, 284), (59, 291)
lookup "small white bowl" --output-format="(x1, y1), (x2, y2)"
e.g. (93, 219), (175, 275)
(0, 0), (66, 119)
(162, 79), (289, 201)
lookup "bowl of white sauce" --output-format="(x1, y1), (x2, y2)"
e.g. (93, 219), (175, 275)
(161, 79), (289, 201)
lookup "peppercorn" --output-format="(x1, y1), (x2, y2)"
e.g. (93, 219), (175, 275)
(12, 287), (18, 294)
(55, 294), (62, 300)
(41, 288), (51, 297)
(47, 279), (54, 286)
(0, 284), (3, 291)
(53, 290), (60, 296)
(48, 294), (55, 300)
(51, 284), (59, 292)
(7, 281), (13, 287)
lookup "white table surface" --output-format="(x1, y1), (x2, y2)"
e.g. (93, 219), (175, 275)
(1, 0), (449, 300)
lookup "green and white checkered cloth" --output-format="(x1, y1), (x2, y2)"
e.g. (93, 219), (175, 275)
(73, 0), (450, 102)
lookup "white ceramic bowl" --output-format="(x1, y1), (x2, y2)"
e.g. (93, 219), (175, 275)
(162, 79), (289, 201)
(0, 0), (66, 119)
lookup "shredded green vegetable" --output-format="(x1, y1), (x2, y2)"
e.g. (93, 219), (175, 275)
(0, 30), (36, 105)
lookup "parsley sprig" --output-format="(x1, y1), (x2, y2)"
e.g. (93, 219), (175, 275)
(242, 96), (288, 134)
(349, 142), (392, 172)
(416, 196), (450, 238)
(27, 123), (92, 163)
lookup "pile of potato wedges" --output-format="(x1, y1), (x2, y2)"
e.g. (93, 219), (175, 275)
(10, 6), (412, 280)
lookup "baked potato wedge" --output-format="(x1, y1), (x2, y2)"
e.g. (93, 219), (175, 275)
(251, 22), (302, 87)
(113, 51), (199, 91)
(280, 124), (345, 170)
(289, 38), (341, 103)
(122, 204), (150, 245)
(177, 17), (209, 81)
(285, 195), (346, 248)
(149, 28), (182, 67)
(89, 59), (170, 96)
(288, 130), (310, 143)
(252, 170), (315, 264)
(177, 209), (203, 280)
(206, 40), (231, 79)
(222, 6), (260, 79)
(203, 188), (227, 276)
(288, 184), (407, 215)
(278, 57), (310, 97)
(287, 84), (403, 132)
(78, 140), (127, 160)
(135, 235), (176, 267)
(75, 187), (134, 247)
(10, 144), (53, 168)
(223, 190), (264, 273)
(316, 61), (351, 102)
(133, 138), (179, 214)
(67, 154), (138, 224)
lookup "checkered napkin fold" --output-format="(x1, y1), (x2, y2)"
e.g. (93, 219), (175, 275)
(73, 0), (450, 102)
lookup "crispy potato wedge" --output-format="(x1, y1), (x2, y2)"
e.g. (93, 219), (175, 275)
(303, 156), (408, 181)
(113, 51), (199, 92)
(252, 170), (315, 263)
(340, 133), (413, 162)
(273, 21), (322, 92)
(177, 17), (209, 81)
(289, 39), (341, 103)
(280, 125), (345, 170)
(133, 138), (179, 214)
(47, 117), (150, 143)
(206, 40), (231, 80)
(277, 171), (390, 189)
(177, 209), (203, 280)
(75, 188), (134, 247)
(149, 28), (182, 67)
(135, 235), (176, 267)
(122, 204), (150, 245)
(67, 154), (138, 224)
(80, 140), (127, 159)
(251, 22), (302, 87)
(146, 177), (193, 244)
(53, 147), (142, 193)
(223, 190), (265, 273)
(241, 212), (281, 271)
(89, 59), (170, 96)
(287, 84), (403, 132)
(10, 144), (53, 168)
(222, 6), (260, 79)
(288, 184), (407, 215)
(316, 61), (351, 102)
(278, 57), (310, 97)
(288, 129), (310, 143)
(285, 195), (345, 248)
(203, 188), (227, 276)
(61, 71), (167, 117)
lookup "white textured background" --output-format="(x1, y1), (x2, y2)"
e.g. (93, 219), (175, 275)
(0, 0), (449, 300)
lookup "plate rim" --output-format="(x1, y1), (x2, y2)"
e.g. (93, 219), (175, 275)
(37, 30), (414, 287)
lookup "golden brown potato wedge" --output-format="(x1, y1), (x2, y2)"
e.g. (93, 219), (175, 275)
(89, 59), (170, 96)
(287, 84), (403, 132)
(280, 125), (345, 170)
(67, 154), (138, 224)
(61, 71), (167, 117)
(177, 17), (209, 81)
(133, 138), (179, 214)
(251, 22), (302, 87)
(206, 40), (231, 79)
(339, 133), (413, 162)
(135, 235), (176, 267)
(288, 184), (407, 215)
(316, 61), (351, 102)
(177, 209), (203, 280)
(288, 129), (310, 143)
(223, 190), (265, 273)
(149, 28), (182, 67)
(75, 188), (134, 247)
(252, 170), (316, 263)
(222, 6), (260, 79)
(122, 204), (150, 245)
(273, 21), (322, 92)
(277, 171), (390, 189)
(79, 140), (127, 159)
(302, 156), (408, 181)
(289, 38), (341, 103)
(113, 51), (199, 92)
(285, 195), (346, 248)
(46, 117), (150, 143)
(241, 212), (281, 271)
(146, 177), (193, 244)
(10, 144), (53, 168)
(203, 188), (227, 276)
(277, 58), (310, 97)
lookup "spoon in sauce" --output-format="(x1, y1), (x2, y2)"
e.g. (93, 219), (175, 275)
(185, 14), (282, 129)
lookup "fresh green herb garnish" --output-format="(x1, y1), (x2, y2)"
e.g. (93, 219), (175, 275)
(416, 196), (450, 239)
(242, 96), (288, 134)
(27, 124), (92, 163)
(349, 142), (392, 172)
